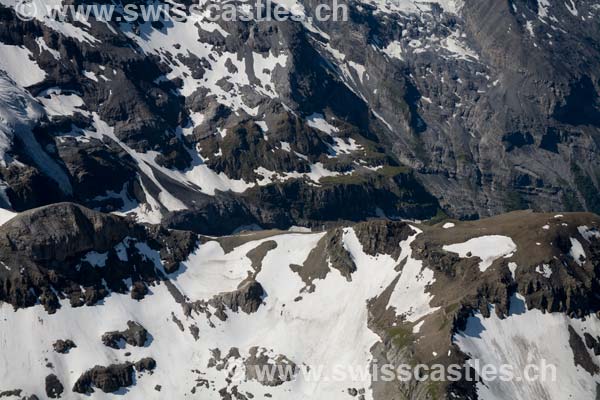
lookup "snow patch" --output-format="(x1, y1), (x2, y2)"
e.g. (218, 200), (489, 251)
(0, 44), (46, 87)
(0, 208), (16, 226)
(307, 113), (339, 134)
(387, 226), (439, 322)
(382, 41), (404, 60)
(569, 237), (586, 266)
(37, 89), (85, 117)
(443, 235), (517, 272)
(454, 296), (600, 400)
(441, 32), (479, 62)
(508, 262), (518, 279)
(535, 263), (552, 278)
(578, 226), (600, 242)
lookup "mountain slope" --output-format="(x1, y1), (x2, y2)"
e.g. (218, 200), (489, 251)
(1, 204), (600, 399)
(0, 0), (598, 226)
(1, 1), (600, 399)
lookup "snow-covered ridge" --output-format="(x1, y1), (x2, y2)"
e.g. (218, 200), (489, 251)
(455, 295), (600, 400)
(0, 207), (599, 398)
(359, 0), (464, 15)
(0, 223), (440, 399)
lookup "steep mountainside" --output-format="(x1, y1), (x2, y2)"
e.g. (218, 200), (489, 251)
(1, 1), (600, 399)
(0, 0), (598, 227)
(1, 204), (600, 399)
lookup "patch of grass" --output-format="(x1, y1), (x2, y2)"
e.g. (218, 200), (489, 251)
(360, 142), (390, 163)
(387, 326), (414, 349)
(504, 190), (528, 212)
(427, 381), (443, 399)
(319, 174), (368, 185)
(377, 165), (411, 177)
(437, 303), (461, 331)
(444, 303), (460, 314)
(425, 209), (450, 225)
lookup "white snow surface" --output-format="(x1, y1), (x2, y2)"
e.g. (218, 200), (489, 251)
(535, 263), (552, 278)
(569, 237), (586, 265)
(37, 89), (86, 117)
(0, 43), (46, 87)
(387, 226), (439, 322)
(307, 113), (339, 134)
(0, 208), (16, 225)
(443, 235), (517, 272)
(441, 32), (479, 61)
(508, 262), (518, 279)
(0, 75), (73, 193)
(0, 227), (440, 399)
(382, 41), (404, 60)
(578, 225), (600, 242)
(454, 295), (600, 400)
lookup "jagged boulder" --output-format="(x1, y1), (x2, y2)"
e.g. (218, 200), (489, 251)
(102, 321), (149, 349)
(208, 278), (265, 320)
(52, 339), (76, 354)
(45, 374), (64, 398)
(72, 363), (135, 394)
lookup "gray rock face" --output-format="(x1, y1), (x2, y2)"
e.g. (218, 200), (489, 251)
(101, 321), (149, 349)
(72, 358), (156, 394)
(311, 0), (600, 218)
(45, 374), (64, 399)
(72, 363), (135, 394)
(209, 278), (265, 318)
(0, 202), (131, 262)
(0, 202), (197, 312)
(134, 357), (157, 373)
(0, 0), (598, 224)
(52, 339), (76, 354)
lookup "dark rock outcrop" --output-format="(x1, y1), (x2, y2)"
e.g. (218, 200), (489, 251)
(244, 347), (297, 387)
(52, 339), (76, 354)
(72, 358), (157, 394)
(102, 321), (149, 349)
(209, 278), (265, 319)
(568, 325), (599, 375)
(354, 220), (416, 259)
(45, 374), (64, 398)
(0, 202), (131, 262)
(73, 363), (135, 394)
(134, 357), (156, 373)
(0, 203), (197, 313)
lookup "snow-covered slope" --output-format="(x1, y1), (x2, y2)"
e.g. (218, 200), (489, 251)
(0, 74), (73, 196)
(455, 295), (600, 400)
(0, 207), (438, 399)
(1, 205), (600, 399)
(0, 0), (600, 399)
